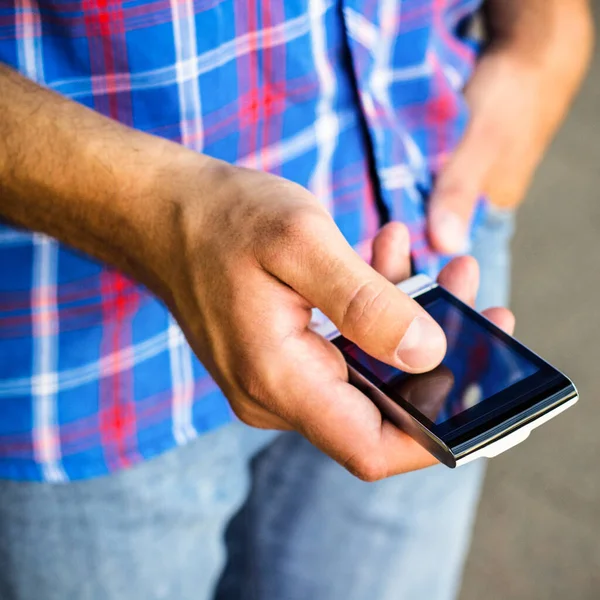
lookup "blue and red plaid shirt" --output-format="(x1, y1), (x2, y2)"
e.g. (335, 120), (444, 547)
(0, 0), (485, 481)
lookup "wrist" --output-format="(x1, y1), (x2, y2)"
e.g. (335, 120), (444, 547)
(0, 65), (234, 308)
(145, 142), (236, 303)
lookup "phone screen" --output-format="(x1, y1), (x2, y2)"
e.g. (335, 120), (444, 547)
(337, 295), (539, 425)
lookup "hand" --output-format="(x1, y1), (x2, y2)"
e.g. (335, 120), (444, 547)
(162, 162), (446, 480)
(0, 62), (517, 481)
(369, 222), (514, 474)
(162, 160), (513, 479)
(428, 2), (593, 254)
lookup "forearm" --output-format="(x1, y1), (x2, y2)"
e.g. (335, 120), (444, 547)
(481, 0), (594, 198)
(484, 0), (594, 77)
(0, 64), (213, 300)
(427, 0), (594, 248)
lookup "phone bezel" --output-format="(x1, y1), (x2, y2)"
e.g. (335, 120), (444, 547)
(332, 285), (573, 449)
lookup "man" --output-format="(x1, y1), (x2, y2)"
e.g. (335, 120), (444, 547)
(0, 0), (592, 598)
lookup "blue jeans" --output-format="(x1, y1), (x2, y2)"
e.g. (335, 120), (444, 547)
(0, 209), (515, 600)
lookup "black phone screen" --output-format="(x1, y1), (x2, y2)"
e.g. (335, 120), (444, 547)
(336, 290), (540, 426)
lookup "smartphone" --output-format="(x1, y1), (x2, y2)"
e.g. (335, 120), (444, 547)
(311, 275), (578, 467)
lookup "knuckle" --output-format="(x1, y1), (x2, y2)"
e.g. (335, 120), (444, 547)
(230, 363), (289, 429)
(344, 453), (388, 483)
(255, 204), (331, 268)
(340, 281), (390, 339)
(230, 401), (272, 429)
(231, 348), (285, 412)
(281, 203), (330, 238)
(436, 175), (477, 203)
(231, 403), (257, 426)
(233, 360), (271, 407)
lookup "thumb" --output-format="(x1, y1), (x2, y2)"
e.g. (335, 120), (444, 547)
(428, 115), (499, 255)
(259, 212), (446, 373)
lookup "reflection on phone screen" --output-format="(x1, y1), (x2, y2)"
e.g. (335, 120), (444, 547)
(341, 298), (539, 424)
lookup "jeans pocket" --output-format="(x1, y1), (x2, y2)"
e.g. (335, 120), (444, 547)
(471, 206), (517, 310)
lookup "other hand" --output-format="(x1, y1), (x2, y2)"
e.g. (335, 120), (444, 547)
(428, 3), (593, 254)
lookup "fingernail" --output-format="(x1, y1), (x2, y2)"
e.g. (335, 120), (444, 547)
(396, 316), (446, 370)
(433, 209), (466, 254)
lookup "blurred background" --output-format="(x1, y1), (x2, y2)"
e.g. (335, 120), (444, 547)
(461, 6), (600, 600)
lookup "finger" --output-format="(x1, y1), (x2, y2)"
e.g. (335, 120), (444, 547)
(258, 210), (446, 373)
(304, 379), (438, 480)
(239, 314), (438, 480)
(371, 222), (412, 283)
(437, 255), (479, 307)
(231, 397), (294, 431)
(292, 308), (514, 479)
(428, 109), (500, 255)
(280, 333), (439, 479)
(279, 303), (515, 480)
(380, 420), (439, 473)
(482, 307), (515, 335)
(437, 257), (515, 333)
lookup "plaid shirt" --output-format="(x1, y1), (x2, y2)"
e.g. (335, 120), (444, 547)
(0, 0), (484, 481)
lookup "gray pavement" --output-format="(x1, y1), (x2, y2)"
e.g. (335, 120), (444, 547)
(460, 8), (600, 600)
